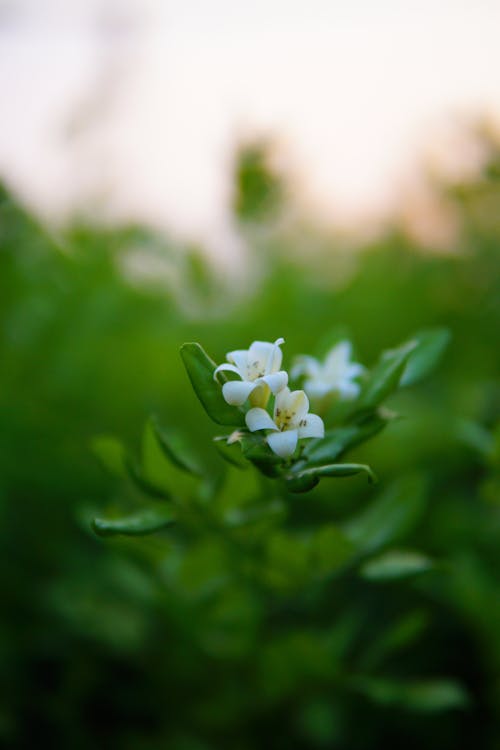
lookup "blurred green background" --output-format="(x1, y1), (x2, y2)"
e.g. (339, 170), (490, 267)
(1, 138), (499, 750)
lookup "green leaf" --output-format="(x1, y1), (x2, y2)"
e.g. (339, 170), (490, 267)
(92, 508), (175, 537)
(360, 549), (434, 581)
(303, 414), (388, 467)
(286, 463), (376, 494)
(213, 433), (250, 469)
(126, 457), (170, 500)
(239, 433), (283, 477)
(357, 610), (430, 671)
(149, 416), (203, 476)
(344, 474), (428, 554)
(180, 342), (244, 426)
(91, 436), (128, 478)
(91, 433), (170, 499)
(401, 328), (451, 386)
(352, 676), (469, 712)
(356, 340), (417, 411)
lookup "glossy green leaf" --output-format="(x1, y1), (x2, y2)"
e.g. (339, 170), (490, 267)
(180, 342), (244, 426)
(356, 340), (417, 411)
(92, 508), (175, 537)
(360, 549), (434, 581)
(344, 474), (428, 554)
(401, 327), (451, 386)
(286, 463), (376, 494)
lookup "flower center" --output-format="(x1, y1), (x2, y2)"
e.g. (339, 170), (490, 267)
(247, 359), (266, 381)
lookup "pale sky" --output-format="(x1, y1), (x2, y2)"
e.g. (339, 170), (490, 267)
(0, 0), (499, 262)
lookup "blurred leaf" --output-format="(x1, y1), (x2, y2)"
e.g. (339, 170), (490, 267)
(286, 463), (376, 494)
(344, 475), (428, 554)
(401, 328), (451, 387)
(213, 433), (250, 469)
(360, 549), (434, 581)
(239, 433), (283, 477)
(180, 342), (244, 426)
(358, 609), (430, 671)
(125, 457), (171, 500)
(92, 508), (175, 537)
(149, 416), (203, 476)
(303, 415), (388, 467)
(353, 676), (469, 712)
(356, 340), (417, 411)
(91, 435), (128, 478)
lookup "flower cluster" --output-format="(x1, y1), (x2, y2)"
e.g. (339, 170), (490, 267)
(214, 338), (363, 458)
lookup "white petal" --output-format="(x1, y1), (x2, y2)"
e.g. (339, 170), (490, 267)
(291, 355), (320, 380)
(213, 363), (242, 381)
(347, 363), (365, 378)
(303, 379), (332, 399)
(266, 429), (298, 458)
(339, 380), (361, 400)
(222, 380), (256, 405)
(245, 408), (278, 432)
(297, 413), (325, 439)
(326, 341), (352, 368)
(249, 339), (283, 374)
(226, 349), (249, 373)
(275, 388), (309, 427)
(274, 386), (291, 414)
(260, 370), (288, 394)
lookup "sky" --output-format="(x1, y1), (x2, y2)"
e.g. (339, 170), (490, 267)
(0, 0), (499, 262)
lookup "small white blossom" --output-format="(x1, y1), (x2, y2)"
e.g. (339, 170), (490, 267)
(214, 338), (288, 407)
(245, 387), (324, 458)
(292, 341), (364, 401)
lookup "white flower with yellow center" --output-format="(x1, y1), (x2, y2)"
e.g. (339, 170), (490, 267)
(245, 387), (324, 458)
(292, 341), (364, 401)
(214, 337), (288, 407)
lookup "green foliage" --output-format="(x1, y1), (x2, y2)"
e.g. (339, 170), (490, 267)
(1, 136), (499, 750)
(180, 342), (245, 426)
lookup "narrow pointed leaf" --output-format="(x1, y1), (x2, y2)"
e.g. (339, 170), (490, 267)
(91, 436), (128, 478)
(126, 457), (170, 500)
(344, 474), (428, 554)
(180, 342), (245, 426)
(356, 340), (417, 411)
(149, 416), (203, 476)
(401, 328), (451, 386)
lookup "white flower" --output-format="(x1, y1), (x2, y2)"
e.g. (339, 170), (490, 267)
(245, 387), (324, 458)
(214, 337), (288, 407)
(292, 341), (364, 401)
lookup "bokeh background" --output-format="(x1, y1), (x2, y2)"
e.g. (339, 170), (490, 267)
(1, 2), (499, 748)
